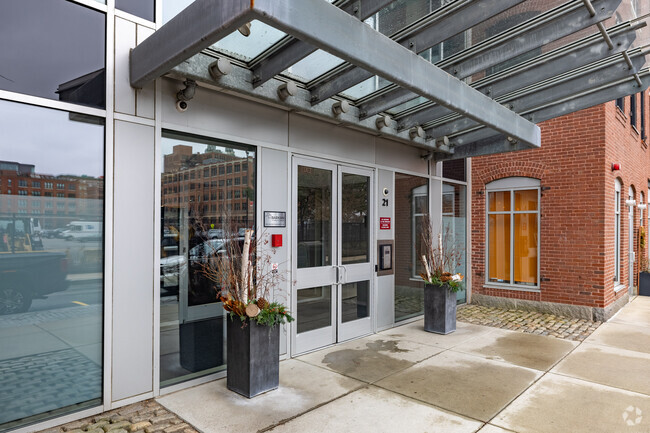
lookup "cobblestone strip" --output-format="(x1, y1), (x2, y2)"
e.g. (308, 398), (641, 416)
(36, 400), (198, 433)
(457, 304), (601, 341)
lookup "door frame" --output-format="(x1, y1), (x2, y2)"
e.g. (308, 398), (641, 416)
(290, 155), (375, 355)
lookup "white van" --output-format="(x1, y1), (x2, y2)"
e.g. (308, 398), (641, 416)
(63, 221), (103, 241)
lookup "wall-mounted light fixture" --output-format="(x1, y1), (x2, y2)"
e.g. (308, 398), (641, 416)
(208, 58), (232, 80)
(375, 115), (392, 130)
(420, 151), (434, 161)
(435, 136), (449, 149)
(612, 163), (621, 171)
(332, 100), (350, 116)
(277, 81), (297, 101)
(238, 22), (252, 37)
(409, 126), (424, 140)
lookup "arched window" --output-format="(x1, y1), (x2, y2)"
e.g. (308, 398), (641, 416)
(486, 177), (540, 288)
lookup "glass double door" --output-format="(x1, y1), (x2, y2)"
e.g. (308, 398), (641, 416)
(292, 157), (373, 355)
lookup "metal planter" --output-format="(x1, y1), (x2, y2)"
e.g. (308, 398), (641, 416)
(640, 272), (650, 296)
(226, 318), (280, 398)
(424, 283), (457, 334)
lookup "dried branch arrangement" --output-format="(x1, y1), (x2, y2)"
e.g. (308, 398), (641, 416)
(195, 222), (293, 327)
(419, 215), (464, 291)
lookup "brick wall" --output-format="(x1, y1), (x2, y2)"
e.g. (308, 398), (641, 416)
(471, 93), (650, 310)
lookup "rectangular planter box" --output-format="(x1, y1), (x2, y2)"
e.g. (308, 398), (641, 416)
(226, 318), (280, 398)
(424, 283), (457, 334)
(640, 272), (650, 296)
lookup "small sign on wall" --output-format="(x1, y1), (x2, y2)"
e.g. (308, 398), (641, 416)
(264, 211), (286, 227)
(380, 217), (391, 230)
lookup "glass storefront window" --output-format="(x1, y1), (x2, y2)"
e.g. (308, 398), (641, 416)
(394, 173), (428, 322)
(116, 0), (154, 22)
(160, 131), (255, 387)
(442, 182), (467, 303)
(0, 100), (104, 430)
(0, 0), (106, 109)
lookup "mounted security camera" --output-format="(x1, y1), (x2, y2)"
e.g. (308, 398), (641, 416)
(176, 100), (188, 112)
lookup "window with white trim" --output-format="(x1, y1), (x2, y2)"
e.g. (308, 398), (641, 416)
(615, 179), (621, 284)
(486, 177), (540, 288)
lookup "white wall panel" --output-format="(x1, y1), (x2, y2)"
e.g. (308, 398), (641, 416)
(259, 148), (290, 355)
(288, 114), (375, 163)
(135, 25), (155, 120)
(114, 18), (136, 115)
(112, 120), (155, 401)
(375, 138), (428, 174)
(161, 79), (288, 147)
(376, 169), (395, 329)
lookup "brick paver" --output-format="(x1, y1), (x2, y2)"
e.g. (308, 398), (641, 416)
(38, 401), (197, 433)
(457, 304), (601, 341)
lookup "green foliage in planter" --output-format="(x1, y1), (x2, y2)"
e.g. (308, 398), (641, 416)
(231, 300), (295, 328)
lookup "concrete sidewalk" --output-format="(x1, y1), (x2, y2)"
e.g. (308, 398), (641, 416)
(156, 296), (650, 433)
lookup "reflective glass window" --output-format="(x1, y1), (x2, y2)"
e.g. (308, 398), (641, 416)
(0, 0), (106, 108)
(0, 100), (104, 430)
(160, 131), (255, 387)
(442, 182), (467, 303)
(394, 173), (428, 322)
(116, 0), (155, 21)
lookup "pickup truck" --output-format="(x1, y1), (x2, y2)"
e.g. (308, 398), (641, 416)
(0, 216), (69, 315)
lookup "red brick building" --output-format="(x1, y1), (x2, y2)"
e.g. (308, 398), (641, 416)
(470, 93), (649, 320)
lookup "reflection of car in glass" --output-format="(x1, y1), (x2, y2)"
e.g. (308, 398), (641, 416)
(63, 221), (102, 242)
(0, 215), (68, 315)
(160, 255), (187, 296)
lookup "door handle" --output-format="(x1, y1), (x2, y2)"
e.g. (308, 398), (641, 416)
(335, 265), (346, 284)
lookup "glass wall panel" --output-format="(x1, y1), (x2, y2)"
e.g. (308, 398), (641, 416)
(442, 183), (467, 303)
(514, 189), (538, 211)
(0, 100), (104, 430)
(442, 159), (466, 182)
(341, 173), (369, 265)
(297, 166), (332, 269)
(297, 286), (331, 333)
(488, 191), (510, 212)
(116, 0), (154, 21)
(0, 0), (106, 109)
(341, 281), (369, 323)
(394, 173), (428, 322)
(514, 213), (538, 285)
(488, 214), (511, 283)
(160, 131), (255, 387)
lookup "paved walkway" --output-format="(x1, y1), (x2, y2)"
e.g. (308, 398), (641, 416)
(457, 304), (601, 341)
(44, 296), (650, 433)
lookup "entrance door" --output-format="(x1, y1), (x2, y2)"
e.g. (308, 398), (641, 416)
(292, 157), (374, 354)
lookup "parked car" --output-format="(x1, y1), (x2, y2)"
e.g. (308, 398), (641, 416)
(160, 254), (187, 296)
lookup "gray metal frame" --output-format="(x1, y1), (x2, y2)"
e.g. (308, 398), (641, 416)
(307, 0), (527, 105)
(397, 21), (645, 131)
(131, 0), (540, 149)
(355, 0), (622, 119)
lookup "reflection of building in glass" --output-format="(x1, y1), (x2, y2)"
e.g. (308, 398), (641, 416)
(0, 160), (104, 227)
(161, 145), (254, 225)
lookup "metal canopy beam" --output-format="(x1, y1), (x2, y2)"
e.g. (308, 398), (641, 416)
(441, 68), (650, 154)
(308, 0), (526, 105)
(249, 0), (393, 87)
(356, 0), (622, 119)
(169, 53), (441, 150)
(130, 0), (254, 88)
(131, 0), (541, 148)
(425, 48), (648, 138)
(397, 21), (643, 130)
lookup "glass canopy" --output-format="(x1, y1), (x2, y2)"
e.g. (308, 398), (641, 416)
(144, 0), (650, 159)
